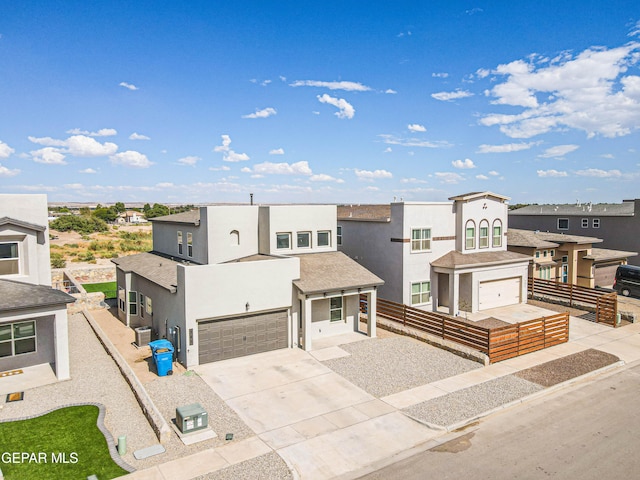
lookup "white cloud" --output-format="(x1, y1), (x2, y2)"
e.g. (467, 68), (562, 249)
(0, 141), (14, 158)
(383, 147), (392, 153)
(65, 135), (118, 157)
(80, 168), (97, 174)
(476, 68), (490, 78)
(28, 136), (66, 147)
(0, 163), (19, 177)
(400, 177), (428, 184)
(354, 169), (393, 180)
(31, 147), (67, 165)
(378, 134), (451, 148)
(129, 132), (150, 140)
(539, 144), (579, 158)
(242, 107), (277, 119)
(213, 135), (250, 162)
(119, 82), (138, 90)
(385, 89), (397, 94)
(489, 170), (500, 176)
(480, 42), (640, 138)
(476, 174), (489, 180)
(575, 168), (622, 178)
(477, 142), (537, 153)
(110, 150), (153, 168)
(317, 94), (355, 119)
(431, 89), (474, 101)
(178, 155), (201, 166)
(365, 186), (380, 191)
(209, 165), (231, 171)
(432, 72), (449, 78)
(537, 169), (568, 177)
(310, 174), (344, 183)
(601, 153), (614, 159)
(408, 124), (426, 132)
(269, 148), (284, 155)
(434, 172), (464, 184)
(66, 128), (117, 137)
(250, 161), (313, 176)
(290, 80), (371, 91)
(452, 158), (476, 169)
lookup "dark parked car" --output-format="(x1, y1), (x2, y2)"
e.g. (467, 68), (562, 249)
(613, 265), (640, 298)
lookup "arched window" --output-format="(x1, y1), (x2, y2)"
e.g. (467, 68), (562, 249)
(230, 230), (240, 246)
(492, 220), (502, 247)
(479, 220), (489, 248)
(465, 220), (475, 250)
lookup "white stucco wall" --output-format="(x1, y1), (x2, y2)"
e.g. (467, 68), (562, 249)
(308, 295), (359, 339)
(454, 196), (507, 253)
(204, 206), (260, 263)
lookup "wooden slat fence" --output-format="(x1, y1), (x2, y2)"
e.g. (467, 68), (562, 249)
(595, 292), (618, 327)
(364, 296), (569, 363)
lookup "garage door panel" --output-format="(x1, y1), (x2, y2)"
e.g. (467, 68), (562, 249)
(198, 310), (288, 364)
(595, 265), (618, 288)
(479, 277), (521, 311)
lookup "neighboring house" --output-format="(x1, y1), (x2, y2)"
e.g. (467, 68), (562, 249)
(506, 229), (636, 288)
(338, 192), (530, 315)
(509, 199), (640, 267)
(117, 210), (146, 224)
(112, 205), (383, 367)
(0, 194), (74, 380)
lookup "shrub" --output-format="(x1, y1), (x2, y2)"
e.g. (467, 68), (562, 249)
(50, 215), (108, 235)
(50, 252), (66, 269)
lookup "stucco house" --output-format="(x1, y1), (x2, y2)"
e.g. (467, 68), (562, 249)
(0, 194), (74, 380)
(507, 228), (636, 288)
(338, 192), (530, 315)
(112, 204), (383, 367)
(509, 199), (640, 267)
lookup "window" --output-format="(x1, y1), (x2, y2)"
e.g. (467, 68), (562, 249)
(581, 218), (589, 228)
(187, 232), (193, 257)
(411, 228), (432, 252)
(535, 251), (540, 259)
(177, 231), (183, 254)
(317, 230), (330, 247)
(539, 266), (552, 280)
(492, 220), (502, 247)
(0, 242), (19, 276)
(550, 250), (555, 257)
(465, 221), (475, 250)
(230, 230), (240, 246)
(411, 281), (431, 305)
(558, 218), (569, 230)
(543, 250), (548, 257)
(330, 297), (343, 322)
(479, 221), (489, 248)
(337, 226), (342, 246)
(145, 297), (153, 315)
(139, 293), (145, 318)
(118, 287), (125, 312)
(276, 233), (291, 249)
(593, 218), (600, 228)
(0, 321), (36, 358)
(129, 291), (137, 316)
(297, 231), (311, 248)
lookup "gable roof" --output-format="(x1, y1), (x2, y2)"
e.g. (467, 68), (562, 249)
(0, 217), (47, 232)
(448, 191), (510, 203)
(507, 229), (602, 247)
(0, 280), (75, 312)
(150, 210), (200, 225)
(583, 248), (637, 262)
(292, 251), (383, 294)
(509, 202), (634, 217)
(112, 252), (181, 292)
(337, 204), (391, 221)
(431, 250), (530, 269)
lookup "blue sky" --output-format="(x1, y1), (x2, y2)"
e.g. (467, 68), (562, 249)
(2, 1), (640, 205)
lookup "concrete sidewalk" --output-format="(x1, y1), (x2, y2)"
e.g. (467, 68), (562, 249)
(119, 314), (640, 480)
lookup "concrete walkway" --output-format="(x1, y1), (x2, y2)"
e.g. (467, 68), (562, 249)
(119, 313), (640, 480)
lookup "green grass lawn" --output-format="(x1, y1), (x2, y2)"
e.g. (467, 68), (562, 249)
(83, 281), (118, 299)
(0, 405), (129, 480)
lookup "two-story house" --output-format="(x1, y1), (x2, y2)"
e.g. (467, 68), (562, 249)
(509, 199), (640, 267)
(0, 195), (74, 381)
(338, 192), (530, 315)
(112, 204), (383, 367)
(507, 228), (636, 288)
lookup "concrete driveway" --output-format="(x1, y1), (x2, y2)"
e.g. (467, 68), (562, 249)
(194, 346), (441, 479)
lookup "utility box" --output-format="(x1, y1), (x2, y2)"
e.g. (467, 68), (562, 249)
(176, 403), (208, 434)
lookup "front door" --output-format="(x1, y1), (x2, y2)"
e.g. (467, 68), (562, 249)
(561, 263), (568, 283)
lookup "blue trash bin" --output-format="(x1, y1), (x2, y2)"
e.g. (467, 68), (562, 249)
(149, 339), (174, 376)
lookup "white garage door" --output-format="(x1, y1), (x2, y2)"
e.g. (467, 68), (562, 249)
(479, 277), (521, 310)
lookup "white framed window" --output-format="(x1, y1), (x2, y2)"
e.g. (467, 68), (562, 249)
(187, 233), (193, 257)
(0, 242), (19, 276)
(550, 250), (555, 257)
(465, 221), (475, 250)
(118, 287), (126, 312)
(0, 320), (36, 358)
(558, 218), (569, 230)
(492, 220), (502, 247)
(317, 230), (330, 247)
(561, 255), (568, 263)
(543, 250), (548, 258)
(129, 291), (137, 316)
(539, 266), (552, 280)
(177, 231), (183, 254)
(593, 218), (600, 228)
(581, 218), (588, 228)
(411, 228), (432, 252)
(479, 221), (489, 248)
(297, 231), (311, 248)
(337, 226), (342, 246)
(535, 251), (540, 259)
(411, 281), (431, 305)
(276, 232), (291, 249)
(330, 297), (343, 322)
(139, 293), (145, 318)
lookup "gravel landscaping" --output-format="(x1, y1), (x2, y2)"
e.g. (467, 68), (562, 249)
(193, 452), (293, 480)
(322, 336), (481, 397)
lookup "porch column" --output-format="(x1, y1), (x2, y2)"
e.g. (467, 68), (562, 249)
(53, 308), (70, 380)
(431, 273), (439, 313)
(366, 289), (377, 338)
(302, 296), (313, 351)
(449, 272), (460, 316)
